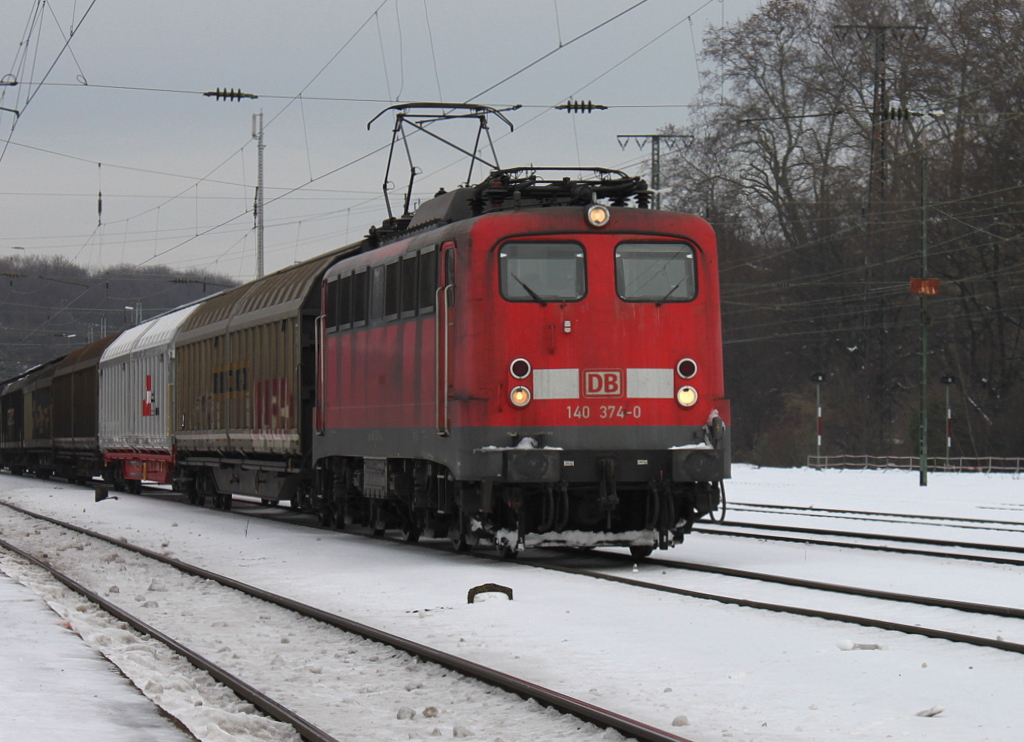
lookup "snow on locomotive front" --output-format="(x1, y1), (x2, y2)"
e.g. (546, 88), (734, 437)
(314, 169), (729, 556)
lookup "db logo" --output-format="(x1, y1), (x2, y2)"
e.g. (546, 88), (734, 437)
(583, 369), (623, 397)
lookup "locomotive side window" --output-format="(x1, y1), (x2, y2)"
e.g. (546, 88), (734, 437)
(418, 247), (436, 314)
(337, 273), (353, 328)
(352, 269), (368, 325)
(325, 278), (340, 330)
(443, 246), (455, 287)
(615, 242), (697, 303)
(499, 242), (586, 303)
(369, 265), (385, 321)
(401, 253), (418, 318)
(384, 260), (400, 320)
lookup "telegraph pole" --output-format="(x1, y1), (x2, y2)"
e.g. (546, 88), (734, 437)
(834, 22), (927, 210)
(253, 112), (265, 279)
(834, 20), (927, 449)
(616, 134), (692, 210)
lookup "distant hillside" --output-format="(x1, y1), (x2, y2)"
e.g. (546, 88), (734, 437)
(0, 256), (238, 380)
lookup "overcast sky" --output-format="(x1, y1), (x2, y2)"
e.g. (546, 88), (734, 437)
(0, 0), (762, 280)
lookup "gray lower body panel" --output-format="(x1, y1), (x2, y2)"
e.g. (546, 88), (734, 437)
(314, 424), (730, 484)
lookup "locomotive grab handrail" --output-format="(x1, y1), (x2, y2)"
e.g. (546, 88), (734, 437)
(313, 315), (325, 436)
(435, 285), (453, 437)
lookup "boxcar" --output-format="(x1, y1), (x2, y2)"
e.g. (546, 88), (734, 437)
(99, 303), (204, 493)
(0, 357), (65, 478)
(0, 376), (25, 473)
(51, 334), (123, 484)
(173, 248), (355, 508)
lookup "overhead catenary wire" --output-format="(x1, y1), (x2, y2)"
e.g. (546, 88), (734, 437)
(0, 1), (830, 275)
(0, 0), (98, 166)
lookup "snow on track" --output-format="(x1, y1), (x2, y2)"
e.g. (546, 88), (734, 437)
(0, 551), (299, 742)
(0, 506), (636, 741)
(3, 466), (1024, 741)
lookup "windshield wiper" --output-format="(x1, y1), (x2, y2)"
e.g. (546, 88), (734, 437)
(511, 272), (547, 306)
(655, 276), (687, 307)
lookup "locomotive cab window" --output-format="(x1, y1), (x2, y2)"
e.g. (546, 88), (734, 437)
(499, 242), (586, 303)
(615, 242), (697, 303)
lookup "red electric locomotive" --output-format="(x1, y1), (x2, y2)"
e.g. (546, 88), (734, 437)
(313, 162), (729, 557)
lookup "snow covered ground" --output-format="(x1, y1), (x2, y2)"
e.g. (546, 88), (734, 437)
(1, 464), (1023, 741)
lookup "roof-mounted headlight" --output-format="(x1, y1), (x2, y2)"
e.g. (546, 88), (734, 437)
(587, 204), (611, 228)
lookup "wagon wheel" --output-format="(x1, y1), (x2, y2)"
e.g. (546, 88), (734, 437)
(194, 473), (210, 508)
(318, 506), (337, 529)
(448, 511), (473, 553)
(401, 508), (424, 543)
(495, 539), (518, 560)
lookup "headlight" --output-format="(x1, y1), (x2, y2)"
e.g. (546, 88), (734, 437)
(510, 358), (532, 379)
(676, 386), (698, 407)
(676, 358), (698, 379)
(586, 203), (611, 228)
(510, 386), (532, 407)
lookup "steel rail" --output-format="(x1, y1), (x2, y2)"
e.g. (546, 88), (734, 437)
(693, 522), (1024, 566)
(727, 502), (1024, 533)
(0, 535), (338, 742)
(500, 555), (1024, 655)
(733, 501), (1024, 528)
(0, 501), (693, 742)
(699, 519), (1024, 553)
(588, 551), (1024, 619)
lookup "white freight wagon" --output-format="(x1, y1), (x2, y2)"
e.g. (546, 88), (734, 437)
(98, 303), (202, 492)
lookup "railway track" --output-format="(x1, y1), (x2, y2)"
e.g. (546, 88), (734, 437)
(112, 491), (1024, 656)
(728, 501), (1024, 534)
(214, 495), (1024, 658)
(481, 549), (1024, 656)
(0, 536), (323, 742)
(691, 520), (1024, 566)
(0, 501), (693, 742)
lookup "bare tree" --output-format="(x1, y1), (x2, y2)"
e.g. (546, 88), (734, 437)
(665, 0), (1024, 463)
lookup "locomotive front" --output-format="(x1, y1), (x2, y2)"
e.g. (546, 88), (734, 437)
(445, 180), (730, 556)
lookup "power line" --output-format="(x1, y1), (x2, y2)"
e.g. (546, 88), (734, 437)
(0, 0), (98, 166)
(465, 0), (654, 103)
